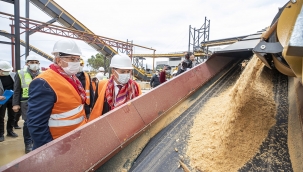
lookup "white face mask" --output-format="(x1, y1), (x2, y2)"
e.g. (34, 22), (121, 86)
(61, 60), (80, 76)
(29, 64), (40, 71)
(115, 70), (131, 84)
(1, 71), (10, 76)
(79, 66), (84, 72)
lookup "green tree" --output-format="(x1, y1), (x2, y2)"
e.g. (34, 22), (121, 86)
(87, 53), (110, 73)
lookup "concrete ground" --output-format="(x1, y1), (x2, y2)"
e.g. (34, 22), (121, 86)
(0, 114), (25, 167)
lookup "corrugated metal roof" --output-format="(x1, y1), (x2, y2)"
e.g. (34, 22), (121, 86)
(214, 32), (261, 54)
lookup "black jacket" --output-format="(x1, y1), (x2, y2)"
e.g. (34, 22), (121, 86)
(76, 72), (94, 116)
(176, 59), (193, 76)
(12, 68), (40, 106)
(150, 74), (160, 87)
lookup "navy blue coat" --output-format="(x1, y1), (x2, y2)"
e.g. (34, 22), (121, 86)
(27, 78), (55, 149)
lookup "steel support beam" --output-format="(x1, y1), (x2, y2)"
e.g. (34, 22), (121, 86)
(0, 41), (15, 45)
(11, 24), (15, 70)
(28, 17), (58, 35)
(0, 31), (14, 38)
(0, 0), (14, 4)
(0, 11), (156, 59)
(14, 0), (20, 70)
(25, 0), (29, 58)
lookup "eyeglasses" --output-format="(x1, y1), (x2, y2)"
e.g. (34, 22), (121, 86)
(61, 56), (81, 62)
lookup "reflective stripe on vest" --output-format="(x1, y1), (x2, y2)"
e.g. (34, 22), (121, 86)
(18, 68), (33, 98)
(51, 104), (83, 120)
(84, 72), (90, 105)
(49, 104), (85, 127)
(49, 116), (84, 127)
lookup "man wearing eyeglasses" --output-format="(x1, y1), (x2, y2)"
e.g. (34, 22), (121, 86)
(27, 39), (87, 150)
(12, 55), (41, 153)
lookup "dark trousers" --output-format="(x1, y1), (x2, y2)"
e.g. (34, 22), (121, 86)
(0, 100), (15, 136)
(20, 101), (32, 145)
(14, 111), (21, 126)
(23, 120), (31, 145)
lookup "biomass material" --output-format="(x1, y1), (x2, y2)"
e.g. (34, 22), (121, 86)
(187, 56), (276, 172)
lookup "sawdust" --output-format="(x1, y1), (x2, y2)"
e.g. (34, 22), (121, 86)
(187, 56), (277, 172)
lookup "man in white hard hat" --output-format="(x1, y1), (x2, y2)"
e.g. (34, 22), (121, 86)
(12, 55), (41, 153)
(89, 53), (141, 121)
(95, 72), (105, 81)
(27, 39), (87, 150)
(0, 61), (18, 142)
(98, 67), (105, 73)
(96, 66), (106, 80)
(76, 58), (94, 118)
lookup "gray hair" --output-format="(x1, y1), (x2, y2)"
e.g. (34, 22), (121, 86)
(53, 52), (60, 64)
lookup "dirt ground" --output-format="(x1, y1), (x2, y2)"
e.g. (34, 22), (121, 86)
(0, 114), (25, 167)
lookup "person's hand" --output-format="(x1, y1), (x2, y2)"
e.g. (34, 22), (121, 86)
(0, 96), (5, 100)
(12, 105), (21, 112)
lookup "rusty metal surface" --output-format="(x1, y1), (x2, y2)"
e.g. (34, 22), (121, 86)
(104, 103), (145, 143)
(0, 55), (236, 172)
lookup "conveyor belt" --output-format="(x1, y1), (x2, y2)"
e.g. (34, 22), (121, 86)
(0, 30), (53, 61)
(30, 0), (116, 56)
(121, 61), (292, 171)
(29, 0), (151, 80)
(0, 44), (259, 172)
(97, 57), (243, 171)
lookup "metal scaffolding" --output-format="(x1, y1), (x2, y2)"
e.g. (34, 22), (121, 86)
(188, 17), (210, 63)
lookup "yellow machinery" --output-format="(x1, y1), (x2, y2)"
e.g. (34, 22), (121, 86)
(253, 2), (303, 171)
(253, 0), (303, 82)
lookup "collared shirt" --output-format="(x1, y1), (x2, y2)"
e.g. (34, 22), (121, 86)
(113, 81), (123, 105)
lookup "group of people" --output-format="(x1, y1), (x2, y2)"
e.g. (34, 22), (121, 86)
(0, 39), (141, 153)
(150, 52), (196, 88)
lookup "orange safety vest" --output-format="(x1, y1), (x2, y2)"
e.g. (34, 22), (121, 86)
(36, 69), (87, 139)
(97, 79), (108, 95)
(89, 80), (142, 122)
(83, 72), (91, 105)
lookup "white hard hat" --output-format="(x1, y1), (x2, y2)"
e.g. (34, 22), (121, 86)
(95, 72), (104, 80)
(110, 53), (133, 69)
(51, 39), (82, 56)
(0, 61), (13, 71)
(98, 67), (105, 71)
(26, 55), (40, 62)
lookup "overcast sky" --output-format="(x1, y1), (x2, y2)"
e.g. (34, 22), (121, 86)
(0, 0), (288, 69)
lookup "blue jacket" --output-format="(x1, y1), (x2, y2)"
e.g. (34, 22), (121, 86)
(27, 78), (56, 149)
